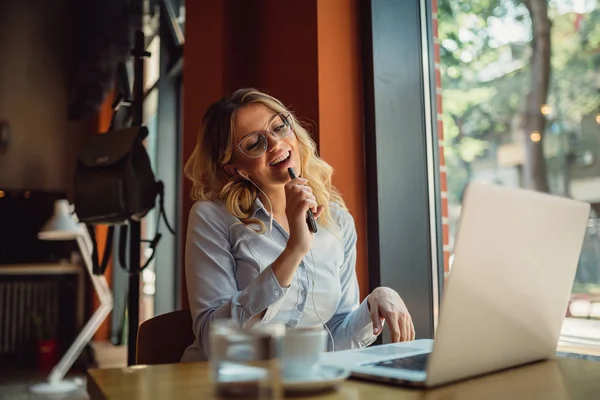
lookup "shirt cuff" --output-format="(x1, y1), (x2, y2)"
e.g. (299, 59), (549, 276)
(349, 297), (378, 346)
(234, 265), (290, 324)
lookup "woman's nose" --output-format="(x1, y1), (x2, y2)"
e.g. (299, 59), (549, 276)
(266, 134), (284, 152)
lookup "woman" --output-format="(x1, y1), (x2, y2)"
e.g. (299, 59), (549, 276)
(181, 88), (414, 362)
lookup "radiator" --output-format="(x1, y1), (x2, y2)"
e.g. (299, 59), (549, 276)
(0, 280), (59, 355)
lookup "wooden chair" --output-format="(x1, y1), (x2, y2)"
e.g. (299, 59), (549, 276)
(136, 310), (195, 365)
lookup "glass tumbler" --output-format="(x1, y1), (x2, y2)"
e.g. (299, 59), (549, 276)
(209, 319), (285, 399)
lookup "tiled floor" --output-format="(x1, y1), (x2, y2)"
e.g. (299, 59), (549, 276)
(0, 341), (126, 400)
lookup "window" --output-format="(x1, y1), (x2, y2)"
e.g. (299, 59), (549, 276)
(172, 0), (185, 33)
(361, 0), (444, 340)
(137, 0), (183, 322)
(145, 36), (161, 92)
(439, 0), (600, 345)
(141, 88), (159, 322)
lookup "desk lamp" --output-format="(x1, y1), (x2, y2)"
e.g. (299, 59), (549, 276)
(30, 199), (113, 393)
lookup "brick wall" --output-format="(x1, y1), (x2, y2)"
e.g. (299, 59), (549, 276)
(431, 0), (451, 277)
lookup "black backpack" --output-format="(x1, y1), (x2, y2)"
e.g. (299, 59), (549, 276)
(73, 125), (173, 275)
(74, 126), (157, 224)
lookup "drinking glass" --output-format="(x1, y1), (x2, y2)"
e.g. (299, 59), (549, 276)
(209, 319), (285, 399)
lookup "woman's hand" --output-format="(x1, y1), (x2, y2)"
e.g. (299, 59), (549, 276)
(368, 287), (415, 342)
(284, 177), (324, 255)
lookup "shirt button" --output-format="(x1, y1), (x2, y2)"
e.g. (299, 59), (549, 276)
(274, 289), (281, 296)
(297, 304), (304, 311)
(301, 289), (307, 297)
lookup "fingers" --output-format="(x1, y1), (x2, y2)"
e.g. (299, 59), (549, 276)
(313, 205), (325, 219)
(284, 177), (308, 194)
(402, 315), (410, 342)
(301, 198), (318, 212)
(378, 310), (414, 342)
(285, 177), (308, 188)
(286, 180), (312, 199)
(375, 307), (400, 342)
(302, 186), (322, 218)
(369, 302), (383, 336)
(296, 186), (322, 215)
(285, 178), (325, 227)
(388, 312), (401, 342)
(369, 287), (415, 342)
(298, 187), (318, 213)
(400, 312), (415, 341)
(287, 181), (319, 212)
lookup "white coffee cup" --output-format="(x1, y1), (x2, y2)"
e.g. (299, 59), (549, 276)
(281, 327), (328, 378)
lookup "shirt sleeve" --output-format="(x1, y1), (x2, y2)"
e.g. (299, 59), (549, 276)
(185, 201), (290, 358)
(325, 208), (378, 351)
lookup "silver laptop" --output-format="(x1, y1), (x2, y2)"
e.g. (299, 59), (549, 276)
(321, 181), (590, 388)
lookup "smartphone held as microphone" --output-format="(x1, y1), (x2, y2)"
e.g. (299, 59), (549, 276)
(288, 167), (318, 233)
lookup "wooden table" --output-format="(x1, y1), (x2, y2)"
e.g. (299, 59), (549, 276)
(87, 356), (600, 399)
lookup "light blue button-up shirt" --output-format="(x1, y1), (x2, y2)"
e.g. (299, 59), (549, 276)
(181, 198), (376, 362)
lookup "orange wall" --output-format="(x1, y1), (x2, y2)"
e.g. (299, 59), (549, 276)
(182, 0), (368, 305)
(223, 0), (321, 142)
(316, 0), (368, 299)
(92, 91), (115, 341)
(182, 1), (228, 306)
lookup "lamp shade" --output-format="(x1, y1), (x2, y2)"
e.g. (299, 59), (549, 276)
(38, 199), (82, 241)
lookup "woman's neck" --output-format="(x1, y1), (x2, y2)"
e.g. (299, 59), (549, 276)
(258, 187), (286, 219)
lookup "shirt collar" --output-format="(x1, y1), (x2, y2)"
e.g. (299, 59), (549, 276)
(250, 197), (269, 219)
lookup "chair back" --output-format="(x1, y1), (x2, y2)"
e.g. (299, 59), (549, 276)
(136, 309), (195, 365)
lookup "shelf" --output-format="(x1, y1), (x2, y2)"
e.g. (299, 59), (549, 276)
(0, 263), (81, 276)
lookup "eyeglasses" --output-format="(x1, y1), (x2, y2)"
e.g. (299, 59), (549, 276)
(237, 113), (294, 158)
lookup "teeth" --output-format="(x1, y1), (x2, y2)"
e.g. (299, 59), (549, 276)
(270, 151), (290, 166)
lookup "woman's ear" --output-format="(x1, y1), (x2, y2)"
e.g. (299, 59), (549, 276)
(223, 164), (237, 177)
(224, 164), (248, 180)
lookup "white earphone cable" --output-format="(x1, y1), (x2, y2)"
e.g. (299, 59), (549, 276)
(244, 176), (274, 234)
(244, 174), (334, 350)
(309, 249), (335, 352)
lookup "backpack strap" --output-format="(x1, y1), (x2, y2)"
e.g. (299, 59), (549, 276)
(157, 181), (175, 235)
(86, 225), (114, 275)
(115, 181), (175, 275)
(118, 224), (129, 273)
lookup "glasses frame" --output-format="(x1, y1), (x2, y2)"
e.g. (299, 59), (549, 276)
(236, 112), (294, 159)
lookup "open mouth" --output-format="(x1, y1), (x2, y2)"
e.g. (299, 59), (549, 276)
(269, 150), (291, 167)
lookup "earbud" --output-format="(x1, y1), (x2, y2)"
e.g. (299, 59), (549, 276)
(238, 170), (250, 180)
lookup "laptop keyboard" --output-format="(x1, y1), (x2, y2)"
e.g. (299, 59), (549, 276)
(369, 353), (430, 372)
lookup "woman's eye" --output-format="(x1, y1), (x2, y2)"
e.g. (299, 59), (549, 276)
(246, 140), (260, 150)
(273, 123), (286, 133)
(245, 135), (265, 151)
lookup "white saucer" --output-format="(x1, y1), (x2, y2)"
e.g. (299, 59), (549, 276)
(283, 364), (350, 394)
(216, 362), (350, 394)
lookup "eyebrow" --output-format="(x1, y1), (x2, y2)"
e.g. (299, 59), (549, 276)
(243, 112), (281, 137)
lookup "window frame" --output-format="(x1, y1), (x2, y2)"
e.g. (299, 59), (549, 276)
(360, 0), (444, 342)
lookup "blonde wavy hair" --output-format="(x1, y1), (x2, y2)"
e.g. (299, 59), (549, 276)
(184, 88), (346, 233)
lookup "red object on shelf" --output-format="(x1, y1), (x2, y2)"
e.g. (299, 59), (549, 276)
(37, 339), (58, 372)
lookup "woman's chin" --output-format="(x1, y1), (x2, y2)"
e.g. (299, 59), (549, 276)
(272, 169), (292, 183)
